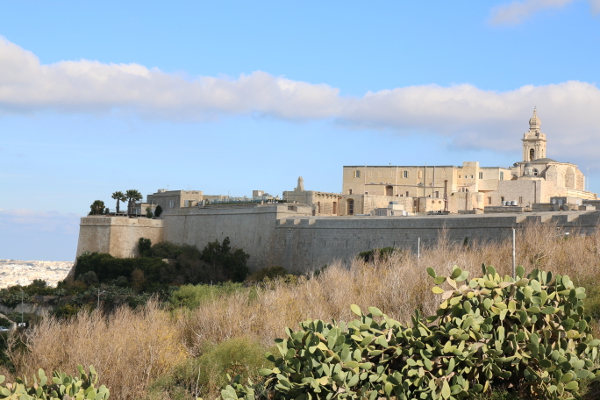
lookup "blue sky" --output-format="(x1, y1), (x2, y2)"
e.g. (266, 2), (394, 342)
(1, 0), (600, 260)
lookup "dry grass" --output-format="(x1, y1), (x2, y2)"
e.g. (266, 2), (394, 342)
(8, 301), (187, 400)
(7, 224), (600, 399)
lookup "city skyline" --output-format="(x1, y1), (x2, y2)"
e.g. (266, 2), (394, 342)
(2, 0), (600, 260)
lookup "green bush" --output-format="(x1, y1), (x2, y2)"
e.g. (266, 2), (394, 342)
(169, 282), (245, 310)
(149, 338), (270, 400)
(74, 252), (167, 284)
(357, 246), (396, 263)
(246, 266), (290, 283)
(229, 266), (600, 400)
(201, 237), (249, 283)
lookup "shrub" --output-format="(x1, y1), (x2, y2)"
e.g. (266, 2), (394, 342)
(138, 238), (152, 257)
(357, 246), (396, 263)
(77, 270), (99, 286)
(201, 237), (249, 283)
(247, 266), (599, 400)
(150, 338), (270, 400)
(155, 205), (163, 218)
(246, 266), (289, 283)
(169, 283), (246, 310)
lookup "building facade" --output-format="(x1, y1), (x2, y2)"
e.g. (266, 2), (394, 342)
(340, 110), (595, 215)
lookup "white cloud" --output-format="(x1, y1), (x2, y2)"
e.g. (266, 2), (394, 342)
(0, 37), (340, 120)
(0, 209), (81, 235)
(489, 0), (573, 25)
(2, 37), (600, 164)
(489, 0), (600, 25)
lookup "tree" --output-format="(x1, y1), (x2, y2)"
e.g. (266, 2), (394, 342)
(111, 191), (127, 214)
(154, 205), (163, 218)
(200, 237), (250, 282)
(89, 200), (106, 215)
(138, 238), (152, 257)
(125, 189), (143, 216)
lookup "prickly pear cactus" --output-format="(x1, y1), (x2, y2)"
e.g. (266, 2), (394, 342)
(0, 365), (109, 400)
(243, 266), (599, 400)
(426, 264), (599, 399)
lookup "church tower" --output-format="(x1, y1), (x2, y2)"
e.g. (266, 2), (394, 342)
(522, 108), (547, 161)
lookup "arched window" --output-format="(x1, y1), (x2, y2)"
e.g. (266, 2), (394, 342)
(385, 185), (393, 196)
(347, 199), (354, 215)
(530, 148), (535, 161)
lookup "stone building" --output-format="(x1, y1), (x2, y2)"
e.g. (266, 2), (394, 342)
(340, 110), (595, 215)
(283, 177), (343, 216)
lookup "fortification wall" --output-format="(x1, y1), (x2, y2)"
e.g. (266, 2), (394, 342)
(272, 211), (600, 272)
(76, 217), (164, 259)
(76, 208), (600, 275)
(162, 204), (312, 269)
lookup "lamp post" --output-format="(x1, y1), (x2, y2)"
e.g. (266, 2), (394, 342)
(97, 289), (106, 309)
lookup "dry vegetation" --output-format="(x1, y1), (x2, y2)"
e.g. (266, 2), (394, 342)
(7, 223), (600, 400)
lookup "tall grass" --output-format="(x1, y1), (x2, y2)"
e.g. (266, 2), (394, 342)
(7, 224), (600, 399)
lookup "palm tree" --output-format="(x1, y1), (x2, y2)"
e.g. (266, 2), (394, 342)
(126, 189), (143, 216)
(112, 191), (127, 215)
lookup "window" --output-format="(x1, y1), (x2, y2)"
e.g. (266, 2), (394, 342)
(471, 175), (474, 179)
(332, 202), (337, 214)
(519, 196), (523, 205)
(347, 199), (354, 215)
(530, 149), (534, 161)
(458, 175), (461, 178)
(348, 189), (353, 195)
(403, 171), (408, 178)
(488, 197), (492, 205)
(479, 172), (483, 179)
(501, 197), (505, 202)
(385, 186), (393, 196)
(435, 191), (439, 198)
(364, 192), (369, 195)
(354, 170), (361, 178)
(406, 191), (409, 197)
(169, 200), (175, 208)
(500, 172), (504, 180)
(418, 171), (423, 179)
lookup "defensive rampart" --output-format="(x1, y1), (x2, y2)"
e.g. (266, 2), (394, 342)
(76, 216), (164, 259)
(76, 208), (600, 273)
(272, 212), (600, 271)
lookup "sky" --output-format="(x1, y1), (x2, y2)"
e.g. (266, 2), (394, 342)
(1, 0), (600, 261)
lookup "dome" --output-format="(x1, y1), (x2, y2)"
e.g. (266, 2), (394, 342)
(523, 162), (534, 177)
(529, 108), (541, 130)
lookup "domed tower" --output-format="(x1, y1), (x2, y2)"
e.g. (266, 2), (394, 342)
(522, 108), (547, 161)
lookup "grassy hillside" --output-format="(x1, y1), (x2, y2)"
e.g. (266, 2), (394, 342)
(3, 223), (600, 400)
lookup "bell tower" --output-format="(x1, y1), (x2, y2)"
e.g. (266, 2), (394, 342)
(522, 108), (547, 161)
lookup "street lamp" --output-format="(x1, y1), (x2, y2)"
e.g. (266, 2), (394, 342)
(97, 289), (106, 309)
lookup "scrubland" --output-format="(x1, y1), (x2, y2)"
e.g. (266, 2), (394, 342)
(5, 224), (600, 400)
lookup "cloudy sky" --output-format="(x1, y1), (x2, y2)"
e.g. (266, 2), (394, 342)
(1, 0), (600, 260)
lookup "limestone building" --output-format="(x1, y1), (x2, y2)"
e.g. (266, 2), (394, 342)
(340, 110), (595, 215)
(282, 177), (343, 216)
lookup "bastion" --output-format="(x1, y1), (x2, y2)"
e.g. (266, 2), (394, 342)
(75, 205), (600, 272)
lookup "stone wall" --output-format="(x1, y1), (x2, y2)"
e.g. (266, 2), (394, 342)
(162, 204), (312, 269)
(76, 206), (600, 275)
(76, 216), (164, 258)
(271, 211), (600, 271)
